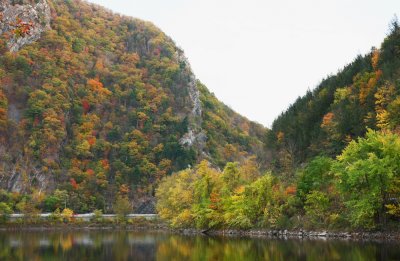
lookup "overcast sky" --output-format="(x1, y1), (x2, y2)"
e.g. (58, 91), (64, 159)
(87, 0), (399, 127)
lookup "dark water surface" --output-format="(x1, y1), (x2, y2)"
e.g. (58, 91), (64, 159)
(0, 230), (399, 261)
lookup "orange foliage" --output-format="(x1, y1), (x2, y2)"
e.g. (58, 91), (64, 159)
(87, 136), (96, 146)
(119, 184), (130, 195)
(321, 112), (335, 128)
(371, 49), (380, 70)
(285, 185), (296, 195)
(11, 18), (34, 38)
(87, 78), (111, 96)
(101, 159), (110, 170)
(0, 108), (7, 129)
(209, 192), (221, 210)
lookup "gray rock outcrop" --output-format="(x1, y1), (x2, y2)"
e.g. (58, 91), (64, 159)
(0, 0), (51, 52)
(175, 50), (207, 151)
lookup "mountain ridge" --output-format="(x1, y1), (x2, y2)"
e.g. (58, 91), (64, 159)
(0, 0), (267, 212)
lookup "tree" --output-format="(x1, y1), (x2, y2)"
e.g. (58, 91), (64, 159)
(54, 190), (69, 209)
(304, 191), (330, 225)
(334, 130), (400, 229)
(0, 202), (12, 223)
(296, 156), (334, 202)
(16, 198), (40, 223)
(43, 195), (61, 212)
(114, 196), (132, 220)
(61, 208), (74, 223)
(156, 168), (197, 228)
(192, 161), (221, 228)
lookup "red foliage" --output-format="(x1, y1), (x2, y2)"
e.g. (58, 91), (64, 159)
(101, 159), (110, 170)
(11, 18), (34, 37)
(33, 116), (40, 126)
(70, 178), (78, 189)
(82, 99), (90, 113)
(87, 137), (96, 145)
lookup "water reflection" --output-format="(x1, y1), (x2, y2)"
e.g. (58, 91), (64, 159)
(0, 230), (398, 261)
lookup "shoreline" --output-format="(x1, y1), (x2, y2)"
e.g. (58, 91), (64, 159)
(201, 229), (400, 241)
(1, 223), (400, 242)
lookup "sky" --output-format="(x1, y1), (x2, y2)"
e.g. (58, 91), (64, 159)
(88, 0), (399, 127)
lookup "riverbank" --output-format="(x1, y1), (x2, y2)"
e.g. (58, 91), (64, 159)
(0, 216), (167, 232)
(172, 228), (400, 241)
(2, 221), (400, 242)
(205, 229), (400, 241)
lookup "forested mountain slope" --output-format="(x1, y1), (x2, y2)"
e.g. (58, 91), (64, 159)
(267, 20), (400, 176)
(156, 21), (400, 231)
(0, 0), (266, 212)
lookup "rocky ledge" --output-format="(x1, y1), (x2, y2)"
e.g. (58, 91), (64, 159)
(0, 0), (51, 52)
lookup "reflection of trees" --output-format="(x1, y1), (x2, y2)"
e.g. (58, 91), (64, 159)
(156, 236), (400, 261)
(0, 231), (399, 260)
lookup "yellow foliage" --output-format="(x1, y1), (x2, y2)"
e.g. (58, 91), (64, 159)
(371, 49), (380, 70)
(61, 208), (74, 222)
(234, 185), (245, 194)
(277, 131), (284, 143)
(333, 87), (350, 104)
(386, 204), (400, 217)
(375, 83), (395, 130)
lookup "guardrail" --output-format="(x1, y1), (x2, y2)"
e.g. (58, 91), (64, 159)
(8, 213), (158, 221)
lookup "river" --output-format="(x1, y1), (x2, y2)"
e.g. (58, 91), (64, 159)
(0, 230), (398, 260)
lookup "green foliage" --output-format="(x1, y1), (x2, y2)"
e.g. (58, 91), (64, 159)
(114, 196), (132, 220)
(92, 209), (103, 222)
(157, 160), (289, 229)
(268, 19), (400, 173)
(49, 208), (63, 223)
(333, 130), (400, 229)
(0, 0), (266, 214)
(304, 191), (330, 225)
(157, 130), (400, 230)
(297, 156), (333, 201)
(43, 196), (61, 212)
(0, 203), (12, 223)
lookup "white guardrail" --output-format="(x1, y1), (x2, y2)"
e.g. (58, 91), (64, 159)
(8, 213), (158, 221)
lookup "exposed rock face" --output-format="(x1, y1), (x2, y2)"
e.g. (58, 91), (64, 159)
(135, 197), (156, 214)
(175, 50), (207, 151)
(6, 163), (52, 193)
(0, 0), (51, 52)
(0, 0), (53, 193)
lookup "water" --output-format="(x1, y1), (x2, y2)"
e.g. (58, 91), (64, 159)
(0, 230), (399, 261)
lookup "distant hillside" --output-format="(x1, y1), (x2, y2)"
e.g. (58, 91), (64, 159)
(267, 19), (400, 175)
(0, 0), (266, 212)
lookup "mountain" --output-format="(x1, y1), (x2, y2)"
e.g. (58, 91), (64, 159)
(0, 0), (266, 212)
(267, 19), (400, 176)
(155, 19), (400, 231)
